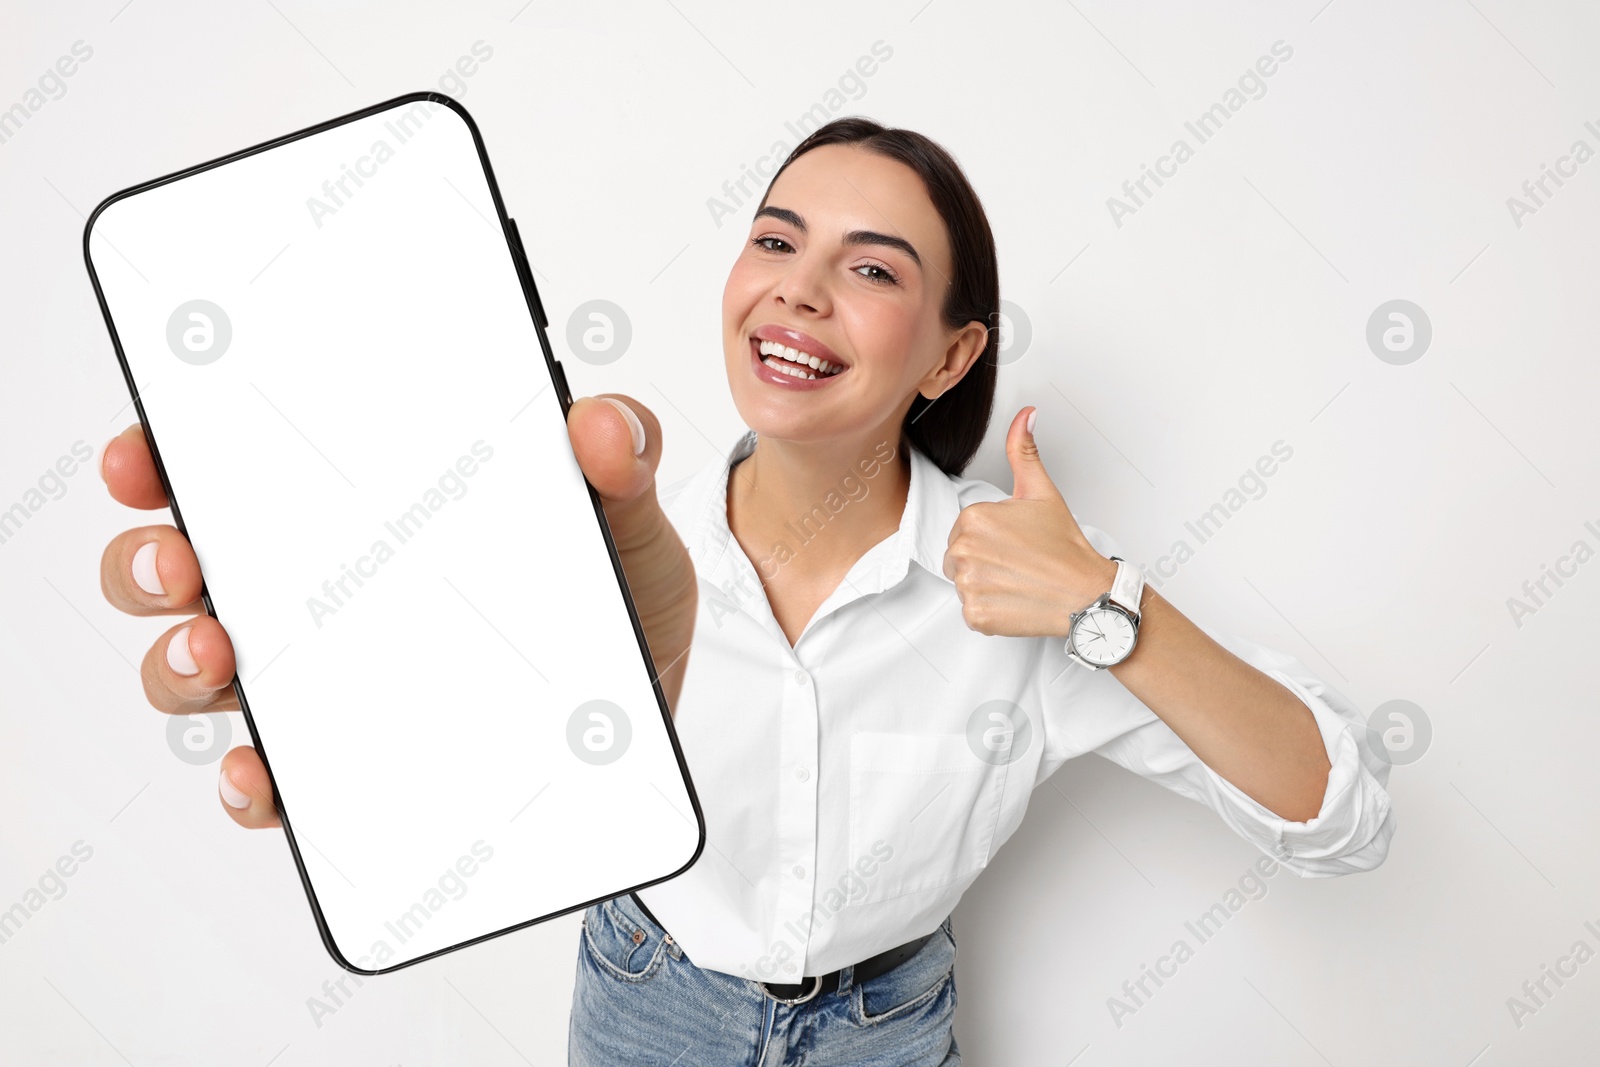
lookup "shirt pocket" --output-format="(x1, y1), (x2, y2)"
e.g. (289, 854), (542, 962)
(846, 731), (1007, 906)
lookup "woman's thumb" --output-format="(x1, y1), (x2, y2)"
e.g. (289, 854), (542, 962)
(567, 394), (658, 501)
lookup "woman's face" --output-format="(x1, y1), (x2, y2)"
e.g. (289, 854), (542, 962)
(722, 143), (984, 449)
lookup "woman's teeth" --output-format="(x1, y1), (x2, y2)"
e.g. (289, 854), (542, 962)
(758, 339), (842, 380)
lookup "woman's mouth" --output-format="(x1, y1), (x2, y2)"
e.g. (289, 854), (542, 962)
(752, 338), (847, 384)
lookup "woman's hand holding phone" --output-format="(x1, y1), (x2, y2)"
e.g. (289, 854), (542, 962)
(97, 393), (697, 830)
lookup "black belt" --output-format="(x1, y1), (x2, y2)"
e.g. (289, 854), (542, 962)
(631, 892), (935, 1007)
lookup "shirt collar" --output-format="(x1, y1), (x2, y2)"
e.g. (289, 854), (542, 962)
(663, 429), (964, 595)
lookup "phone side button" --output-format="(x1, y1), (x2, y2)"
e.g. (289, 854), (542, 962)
(527, 274), (550, 332)
(551, 359), (572, 407)
(506, 217), (550, 330)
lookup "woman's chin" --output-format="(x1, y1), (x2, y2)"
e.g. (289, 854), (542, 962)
(733, 402), (849, 445)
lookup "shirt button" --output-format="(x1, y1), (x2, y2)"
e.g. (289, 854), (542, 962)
(795, 766), (810, 782)
(783, 962), (797, 974)
(792, 865), (805, 879)
(793, 670), (809, 686)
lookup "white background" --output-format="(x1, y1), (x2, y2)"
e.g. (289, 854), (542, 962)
(2, 0), (1597, 1063)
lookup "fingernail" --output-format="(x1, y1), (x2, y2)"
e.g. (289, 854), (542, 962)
(132, 541), (165, 596)
(167, 625), (200, 676)
(599, 397), (647, 456)
(1026, 409), (1038, 435)
(94, 436), (112, 482)
(219, 768), (251, 809)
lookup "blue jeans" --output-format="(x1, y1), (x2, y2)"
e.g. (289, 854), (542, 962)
(569, 891), (961, 1065)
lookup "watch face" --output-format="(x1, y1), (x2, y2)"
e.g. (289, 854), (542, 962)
(1071, 606), (1136, 666)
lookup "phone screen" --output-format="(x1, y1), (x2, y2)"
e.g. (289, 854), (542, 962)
(84, 94), (703, 973)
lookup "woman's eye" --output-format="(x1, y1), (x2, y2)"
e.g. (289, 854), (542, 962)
(854, 263), (898, 285)
(749, 237), (896, 285)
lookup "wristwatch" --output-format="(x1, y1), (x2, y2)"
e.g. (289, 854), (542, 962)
(1065, 556), (1145, 670)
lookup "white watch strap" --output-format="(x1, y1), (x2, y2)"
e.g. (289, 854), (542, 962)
(1107, 556), (1144, 619)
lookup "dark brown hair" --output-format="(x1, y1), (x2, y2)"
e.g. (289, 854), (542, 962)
(755, 117), (999, 477)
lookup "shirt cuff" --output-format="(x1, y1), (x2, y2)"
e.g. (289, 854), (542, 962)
(1199, 667), (1398, 877)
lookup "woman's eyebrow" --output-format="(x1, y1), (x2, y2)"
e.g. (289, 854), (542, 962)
(753, 205), (922, 267)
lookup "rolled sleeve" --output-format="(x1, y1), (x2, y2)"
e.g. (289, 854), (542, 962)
(1040, 524), (1398, 877)
(1184, 631), (1397, 876)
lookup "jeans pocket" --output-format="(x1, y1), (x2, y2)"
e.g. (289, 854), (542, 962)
(851, 925), (958, 1026)
(580, 898), (669, 983)
(853, 967), (955, 1027)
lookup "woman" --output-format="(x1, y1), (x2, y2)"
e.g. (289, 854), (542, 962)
(98, 118), (1396, 1064)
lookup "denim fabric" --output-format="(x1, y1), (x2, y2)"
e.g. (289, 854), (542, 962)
(569, 891), (960, 1065)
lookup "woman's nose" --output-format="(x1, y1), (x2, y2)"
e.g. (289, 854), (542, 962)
(773, 254), (831, 315)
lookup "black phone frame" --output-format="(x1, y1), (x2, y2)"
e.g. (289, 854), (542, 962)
(82, 90), (706, 976)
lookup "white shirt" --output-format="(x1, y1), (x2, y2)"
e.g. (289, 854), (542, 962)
(638, 429), (1396, 982)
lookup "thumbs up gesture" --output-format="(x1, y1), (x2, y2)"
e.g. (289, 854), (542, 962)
(942, 407), (1119, 638)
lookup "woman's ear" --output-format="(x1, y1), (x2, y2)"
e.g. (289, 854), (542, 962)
(918, 319), (991, 400)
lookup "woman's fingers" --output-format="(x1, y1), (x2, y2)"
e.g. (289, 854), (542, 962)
(100, 423), (170, 510)
(140, 614), (239, 715)
(218, 747), (280, 829)
(101, 524), (203, 616)
(100, 424), (271, 827)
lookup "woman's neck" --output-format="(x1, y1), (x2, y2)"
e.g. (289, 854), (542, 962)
(726, 430), (912, 586)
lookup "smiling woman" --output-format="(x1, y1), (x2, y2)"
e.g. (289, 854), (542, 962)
(93, 111), (1392, 1067)
(560, 114), (1393, 1065)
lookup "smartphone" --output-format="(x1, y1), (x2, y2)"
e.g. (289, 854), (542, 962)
(83, 92), (704, 974)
